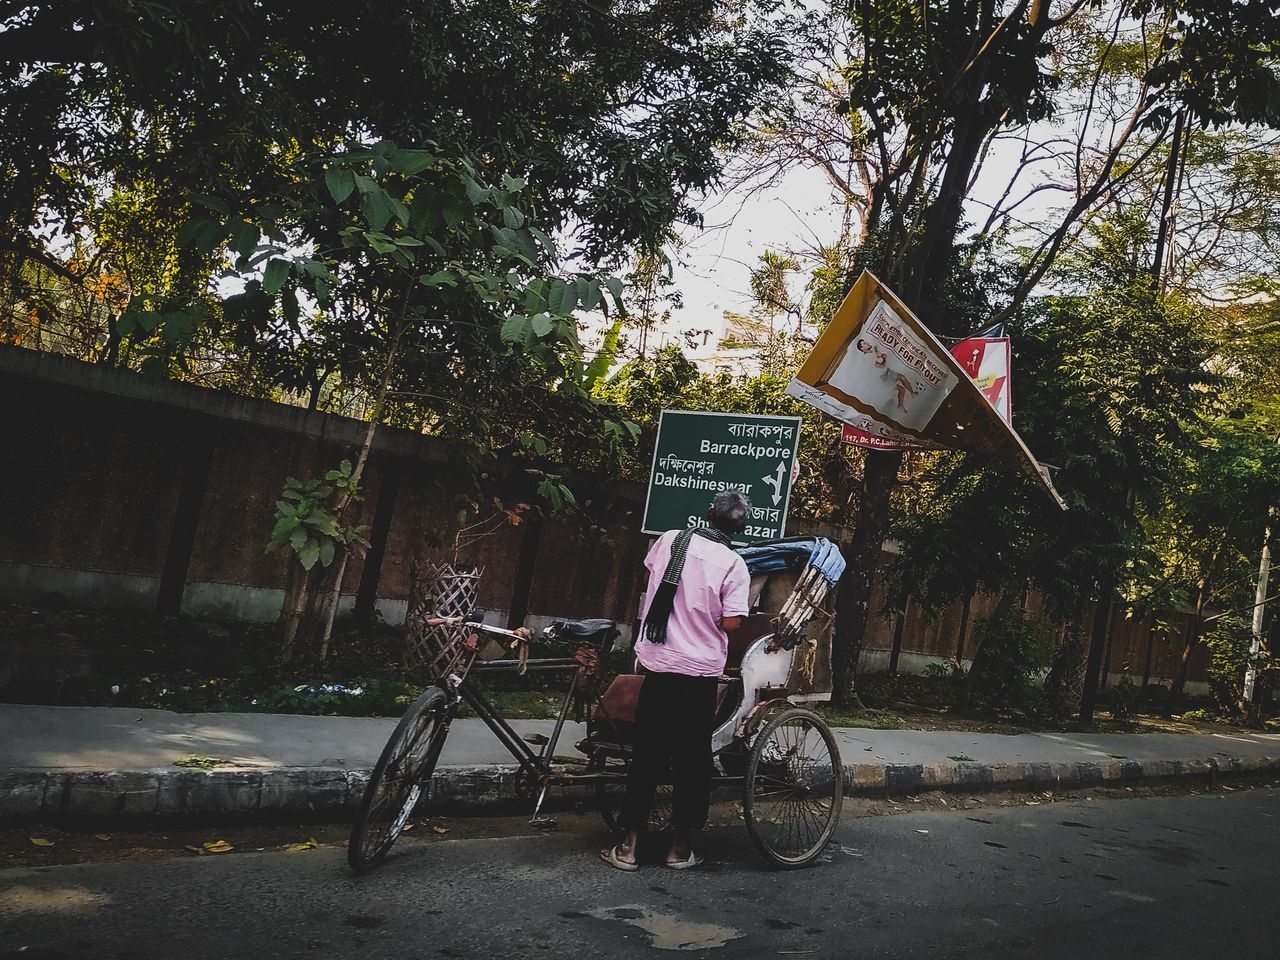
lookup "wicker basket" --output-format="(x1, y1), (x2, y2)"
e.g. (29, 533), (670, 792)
(402, 560), (485, 679)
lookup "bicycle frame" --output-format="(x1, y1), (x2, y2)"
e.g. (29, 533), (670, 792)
(437, 620), (598, 822)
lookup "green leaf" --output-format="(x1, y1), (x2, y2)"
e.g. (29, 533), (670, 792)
(263, 259), (291, 294)
(318, 539), (335, 568)
(580, 278), (602, 312)
(462, 176), (488, 205)
(325, 168), (356, 204)
(289, 526), (309, 551)
(116, 311), (140, 339)
(365, 232), (398, 254)
(529, 227), (558, 259)
(582, 318), (622, 388)
(530, 312), (554, 338)
(177, 217), (227, 255)
(500, 314), (532, 346)
(389, 197), (411, 227)
(420, 270), (456, 287)
(546, 278), (574, 315)
(297, 539), (321, 571)
(189, 193), (230, 216)
(161, 310), (195, 346)
(270, 515), (300, 542)
(605, 277), (624, 301)
(502, 206), (526, 229)
(361, 187), (393, 232)
(226, 219), (259, 260)
(442, 195), (469, 229)
(394, 151), (437, 175)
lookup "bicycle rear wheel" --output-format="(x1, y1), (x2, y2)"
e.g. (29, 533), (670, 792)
(348, 685), (450, 873)
(594, 749), (673, 834)
(744, 707), (842, 868)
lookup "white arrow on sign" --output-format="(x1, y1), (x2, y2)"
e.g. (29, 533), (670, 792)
(761, 460), (786, 506)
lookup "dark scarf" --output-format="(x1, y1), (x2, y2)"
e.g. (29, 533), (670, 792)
(643, 526), (733, 644)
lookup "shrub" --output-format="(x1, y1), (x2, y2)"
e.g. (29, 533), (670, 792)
(1201, 615), (1278, 719)
(1108, 668), (1140, 724)
(964, 605), (1053, 714)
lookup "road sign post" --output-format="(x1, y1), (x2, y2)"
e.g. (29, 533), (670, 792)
(642, 410), (802, 544)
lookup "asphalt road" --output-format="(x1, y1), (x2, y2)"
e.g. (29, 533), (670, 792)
(2, 788), (1276, 959)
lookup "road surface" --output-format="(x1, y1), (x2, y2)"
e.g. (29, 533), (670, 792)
(2, 788), (1276, 958)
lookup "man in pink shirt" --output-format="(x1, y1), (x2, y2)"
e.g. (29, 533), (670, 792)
(600, 490), (752, 871)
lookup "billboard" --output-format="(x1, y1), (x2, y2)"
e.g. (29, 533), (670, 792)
(785, 270), (1064, 508)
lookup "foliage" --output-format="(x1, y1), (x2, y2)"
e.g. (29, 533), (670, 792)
(248, 680), (419, 718)
(964, 606), (1054, 715)
(886, 250), (1217, 621)
(1108, 670), (1142, 725)
(1200, 615), (1280, 719)
(0, 1), (793, 264)
(267, 463), (372, 573)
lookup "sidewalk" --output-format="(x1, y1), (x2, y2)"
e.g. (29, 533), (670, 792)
(3, 704), (1279, 823)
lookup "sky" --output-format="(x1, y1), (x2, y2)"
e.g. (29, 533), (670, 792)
(650, 132), (1071, 364)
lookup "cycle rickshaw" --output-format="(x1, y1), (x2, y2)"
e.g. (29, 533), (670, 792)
(348, 537), (847, 873)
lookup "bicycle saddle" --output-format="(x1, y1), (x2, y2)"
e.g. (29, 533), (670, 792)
(555, 618), (617, 638)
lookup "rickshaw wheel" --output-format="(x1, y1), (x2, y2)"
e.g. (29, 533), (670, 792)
(592, 750), (673, 835)
(347, 686), (450, 873)
(743, 707), (843, 869)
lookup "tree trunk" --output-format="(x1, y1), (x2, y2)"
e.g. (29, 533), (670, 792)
(1044, 603), (1088, 721)
(1078, 584), (1115, 724)
(887, 599), (909, 675)
(955, 592), (974, 664)
(1171, 591), (1207, 698)
(1151, 106), (1187, 288)
(831, 448), (903, 708)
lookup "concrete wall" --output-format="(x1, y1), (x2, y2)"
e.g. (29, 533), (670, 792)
(0, 344), (1210, 687)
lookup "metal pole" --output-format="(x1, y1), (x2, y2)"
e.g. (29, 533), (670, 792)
(1243, 514), (1273, 706)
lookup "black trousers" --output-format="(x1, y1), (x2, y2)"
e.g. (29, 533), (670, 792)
(619, 670), (718, 833)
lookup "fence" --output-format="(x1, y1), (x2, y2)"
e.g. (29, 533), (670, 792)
(0, 344), (1211, 688)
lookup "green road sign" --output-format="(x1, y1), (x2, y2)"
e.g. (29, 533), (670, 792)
(642, 409), (802, 544)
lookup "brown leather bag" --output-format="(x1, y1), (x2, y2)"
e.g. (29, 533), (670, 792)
(596, 673), (645, 726)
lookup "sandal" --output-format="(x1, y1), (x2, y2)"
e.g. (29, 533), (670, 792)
(599, 845), (640, 872)
(665, 852), (703, 870)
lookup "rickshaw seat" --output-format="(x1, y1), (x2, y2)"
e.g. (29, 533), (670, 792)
(595, 673), (734, 727)
(725, 613), (775, 670)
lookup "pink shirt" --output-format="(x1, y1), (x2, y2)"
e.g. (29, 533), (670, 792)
(634, 529), (752, 677)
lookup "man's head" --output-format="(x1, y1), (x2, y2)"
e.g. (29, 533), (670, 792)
(706, 490), (751, 535)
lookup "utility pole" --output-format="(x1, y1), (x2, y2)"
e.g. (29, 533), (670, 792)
(1242, 513), (1273, 710)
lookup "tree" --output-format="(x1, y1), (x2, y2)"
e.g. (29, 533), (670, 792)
(174, 140), (626, 657)
(733, 0), (1280, 707)
(884, 225), (1220, 719)
(1, 0), (793, 376)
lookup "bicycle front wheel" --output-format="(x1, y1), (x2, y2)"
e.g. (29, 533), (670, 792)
(744, 707), (842, 868)
(348, 685), (450, 873)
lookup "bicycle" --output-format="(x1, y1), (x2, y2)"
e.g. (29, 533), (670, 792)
(348, 538), (847, 873)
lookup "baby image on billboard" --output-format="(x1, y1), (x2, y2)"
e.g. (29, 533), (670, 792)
(822, 299), (954, 432)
